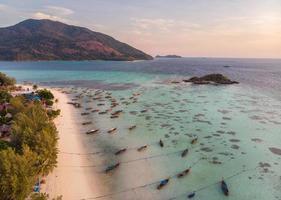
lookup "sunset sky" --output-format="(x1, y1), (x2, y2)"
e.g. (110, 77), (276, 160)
(0, 0), (281, 58)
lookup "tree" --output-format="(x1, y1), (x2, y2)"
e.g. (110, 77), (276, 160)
(0, 145), (38, 200)
(36, 89), (54, 101)
(33, 85), (38, 90)
(30, 193), (63, 200)
(0, 89), (12, 103)
(0, 72), (16, 87)
(11, 104), (58, 175)
(9, 96), (26, 115)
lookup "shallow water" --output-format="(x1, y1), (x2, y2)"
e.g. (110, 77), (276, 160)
(0, 58), (281, 199)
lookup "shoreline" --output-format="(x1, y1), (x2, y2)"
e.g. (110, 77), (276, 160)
(40, 88), (106, 200)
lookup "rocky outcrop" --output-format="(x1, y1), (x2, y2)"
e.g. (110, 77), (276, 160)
(183, 74), (239, 85)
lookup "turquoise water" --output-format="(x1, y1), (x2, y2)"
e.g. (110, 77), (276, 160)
(0, 59), (281, 199)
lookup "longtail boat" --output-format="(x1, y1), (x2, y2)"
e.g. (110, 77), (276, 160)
(129, 125), (137, 130)
(111, 110), (123, 115)
(221, 179), (229, 196)
(108, 128), (117, 133)
(82, 122), (92, 125)
(115, 148), (127, 155)
(105, 163), (120, 173)
(177, 168), (191, 178)
(157, 178), (169, 190)
(86, 129), (99, 135)
(159, 140), (164, 147)
(187, 192), (196, 198)
(191, 137), (198, 144)
(181, 148), (189, 157)
(137, 145), (147, 152)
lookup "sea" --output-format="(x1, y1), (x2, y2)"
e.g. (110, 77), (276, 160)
(0, 57), (280, 200)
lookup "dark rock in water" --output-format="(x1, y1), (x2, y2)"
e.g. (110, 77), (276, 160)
(269, 147), (281, 156)
(183, 74), (239, 85)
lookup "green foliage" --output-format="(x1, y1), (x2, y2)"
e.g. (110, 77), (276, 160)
(0, 72), (16, 87)
(11, 104), (58, 175)
(0, 145), (38, 200)
(45, 99), (54, 106)
(47, 109), (61, 119)
(33, 85), (38, 90)
(30, 193), (49, 200)
(36, 89), (54, 101)
(8, 96), (26, 115)
(0, 89), (12, 103)
(0, 140), (11, 151)
(30, 193), (62, 200)
(0, 74), (59, 199)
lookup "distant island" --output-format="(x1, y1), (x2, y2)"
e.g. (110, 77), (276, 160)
(155, 55), (182, 58)
(0, 19), (153, 61)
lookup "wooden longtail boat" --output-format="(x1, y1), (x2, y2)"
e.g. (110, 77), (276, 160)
(187, 192), (196, 198)
(108, 128), (117, 133)
(157, 178), (169, 190)
(129, 125), (137, 130)
(137, 145), (147, 152)
(191, 137), (198, 144)
(221, 179), (229, 196)
(105, 163), (120, 173)
(181, 148), (189, 157)
(86, 129), (99, 135)
(115, 148), (127, 155)
(159, 140), (164, 147)
(177, 168), (191, 178)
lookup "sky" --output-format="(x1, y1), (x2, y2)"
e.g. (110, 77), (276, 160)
(0, 0), (281, 58)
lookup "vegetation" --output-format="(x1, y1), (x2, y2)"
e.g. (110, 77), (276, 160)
(36, 89), (55, 106)
(0, 89), (12, 103)
(0, 73), (59, 200)
(47, 109), (61, 120)
(30, 193), (62, 200)
(11, 103), (58, 175)
(33, 85), (38, 90)
(0, 72), (16, 87)
(0, 145), (38, 200)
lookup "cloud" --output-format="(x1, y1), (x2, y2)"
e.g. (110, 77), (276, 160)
(32, 12), (67, 22)
(31, 6), (74, 23)
(45, 6), (74, 16)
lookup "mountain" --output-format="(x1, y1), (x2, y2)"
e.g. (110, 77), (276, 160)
(0, 19), (153, 61)
(155, 55), (182, 58)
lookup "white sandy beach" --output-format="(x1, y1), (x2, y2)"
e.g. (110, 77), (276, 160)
(41, 89), (106, 200)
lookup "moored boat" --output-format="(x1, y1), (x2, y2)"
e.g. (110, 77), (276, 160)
(191, 137), (198, 144)
(137, 145), (147, 152)
(115, 148), (127, 155)
(187, 192), (196, 198)
(108, 128), (117, 133)
(86, 129), (99, 134)
(177, 168), (191, 178)
(181, 148), (189, 157)
(129, 125), (137, 130)
(159, 140), (164, 147)
(157, 178), (169, 190)
(105, 163), (120, 173)
(221, 179), (229, 196)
